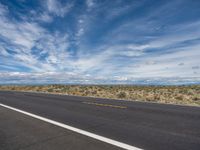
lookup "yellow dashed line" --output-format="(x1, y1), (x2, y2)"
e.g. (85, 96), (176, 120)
(82, 102), (127, 109)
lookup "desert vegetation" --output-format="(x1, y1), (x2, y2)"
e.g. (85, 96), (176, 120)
(0, 85), (199, 106)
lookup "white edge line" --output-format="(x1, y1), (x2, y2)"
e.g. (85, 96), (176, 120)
(0, 103), (142, 150)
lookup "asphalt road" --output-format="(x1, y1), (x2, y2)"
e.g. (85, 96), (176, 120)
(0, 91), (200, 150)
(0, 105), (122, 150)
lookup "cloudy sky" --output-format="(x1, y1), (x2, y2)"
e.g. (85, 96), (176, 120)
(0, 0), (200, 85)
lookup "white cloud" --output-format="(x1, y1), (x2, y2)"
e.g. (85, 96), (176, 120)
(0, 1), (199, 84)
(46, 0), (73, 17)
(0, 47), (9, 56)
(76, 28), (84, 37)
(65, 43), (146, 75)
(86, 0), (94, 8)
(148, 26), (200, 49)
(0, 72), (94, 84)
(0, 16), (45, 50)
(0, 71), (199, 84)
(0, 3), (8, 16)
(28, 10), (53, 23)
(0, 3), (70, 72)
(38, 12), (53, 23)
(75, 15), (89, 40)
(93, 44), (147, 58)
(104, 0), (143, 20)
(123, 44), (200, 78)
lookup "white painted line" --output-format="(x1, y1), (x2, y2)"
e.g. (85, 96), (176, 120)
(0, 103), (142, 150)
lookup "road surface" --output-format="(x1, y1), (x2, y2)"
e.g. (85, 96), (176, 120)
(0, 91), (200, 150)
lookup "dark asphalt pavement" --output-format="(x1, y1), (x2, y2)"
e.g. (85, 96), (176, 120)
(0, 105), (122, 150)
(0, 91), (200, 150)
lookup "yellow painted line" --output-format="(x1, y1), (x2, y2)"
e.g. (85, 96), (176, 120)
(83, 102), (127, 109)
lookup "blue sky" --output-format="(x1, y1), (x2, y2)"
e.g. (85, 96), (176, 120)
(0, 0), (200, 84)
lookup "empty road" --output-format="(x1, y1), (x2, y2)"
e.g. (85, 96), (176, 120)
(0, 91), (200, 150)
